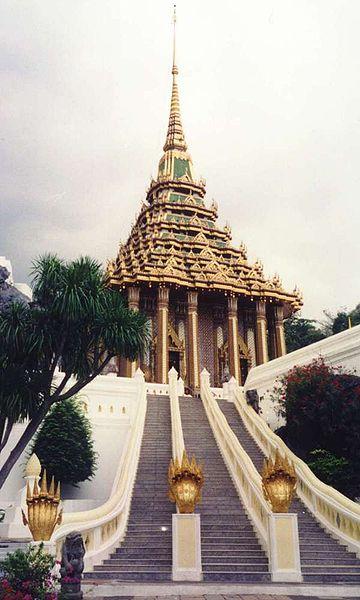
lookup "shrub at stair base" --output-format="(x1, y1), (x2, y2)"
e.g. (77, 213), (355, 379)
(275, 357), (360, 498)
(0, 543), (59, 600)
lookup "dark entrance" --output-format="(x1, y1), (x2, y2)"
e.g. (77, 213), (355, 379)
(169, 350), (180, 374)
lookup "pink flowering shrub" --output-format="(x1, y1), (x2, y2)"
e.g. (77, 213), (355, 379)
(0, 544), (59, 600)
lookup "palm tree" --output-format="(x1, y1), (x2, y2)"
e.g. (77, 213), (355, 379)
(0, 254), (149, 490)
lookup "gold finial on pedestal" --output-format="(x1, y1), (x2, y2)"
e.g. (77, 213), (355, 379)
(168, 450), (204, 513)
(22, 469), (62, 541)
(262, 450), (297, 513)
(25, 453), (41, 478)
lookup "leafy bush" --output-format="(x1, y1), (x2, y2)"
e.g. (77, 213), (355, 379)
(31, 397), (97, 486)
(275, 358), (360, 498)
(0, 543), (59, 600)
(307, 449), (354, 495)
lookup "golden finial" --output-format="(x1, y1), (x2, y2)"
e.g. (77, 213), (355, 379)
(172, 4), (177, 75)
(163, 4), (187, 153)
(25, 453), (41, 478)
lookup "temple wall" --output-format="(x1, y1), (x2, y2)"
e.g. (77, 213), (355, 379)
(0, 375), (138, 509)
(245, 324), (360, 430)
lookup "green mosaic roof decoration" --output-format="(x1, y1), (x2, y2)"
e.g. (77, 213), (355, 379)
(174, 157), (191, 179)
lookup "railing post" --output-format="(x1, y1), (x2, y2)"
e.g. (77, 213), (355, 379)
(172, 513), (202, 581)
(170, 368), (203, 581)
(268, 513), (302, 582)
(200, 368), (210, 390)
(228, 376), (237, 400)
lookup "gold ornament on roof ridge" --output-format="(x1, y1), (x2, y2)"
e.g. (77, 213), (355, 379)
(22, 469), (62, 541)
(262, 449), (297, 513)
(168, 450), (204, 513)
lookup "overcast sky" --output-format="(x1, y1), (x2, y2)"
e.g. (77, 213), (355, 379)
(1, 0), (359, 320)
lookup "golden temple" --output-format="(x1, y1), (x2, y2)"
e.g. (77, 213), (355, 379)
(107, 10), (302, 391)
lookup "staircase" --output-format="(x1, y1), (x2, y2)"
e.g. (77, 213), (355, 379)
(218, 399), (360, 584)
(179, 396), (270, 582)
(85, 395), (173, 581)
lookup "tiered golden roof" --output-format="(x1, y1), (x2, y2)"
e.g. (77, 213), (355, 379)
(107, 10), (302, 315)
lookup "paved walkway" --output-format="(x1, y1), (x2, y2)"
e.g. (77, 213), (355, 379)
(92, 595), (358, 599)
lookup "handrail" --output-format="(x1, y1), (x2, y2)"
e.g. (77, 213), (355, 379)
(200, 369), (271, 554)
(168, 367), (185, 461)
(231, 381), (360, 554)
(52, 371), (147, 570)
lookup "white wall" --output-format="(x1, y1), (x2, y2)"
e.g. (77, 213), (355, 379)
(244, 324), (360, 430)
(0, 374), (140, 507)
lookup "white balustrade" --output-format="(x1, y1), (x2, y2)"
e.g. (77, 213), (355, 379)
(168, 367), (185, 462)
(52, 369), (147, 570)
(200, 369), (302, 582)
(230, 381), (360, 556)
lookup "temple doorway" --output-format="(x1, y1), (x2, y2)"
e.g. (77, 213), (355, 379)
(169, 350), (180, 373)
(217, 335), (251, 385)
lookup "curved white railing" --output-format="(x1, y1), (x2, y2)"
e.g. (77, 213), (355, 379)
(200, 369), (272, 554)
(52, 372), (147, 570)
(168, 367), (185, 461)
(231, 381), (360, 555)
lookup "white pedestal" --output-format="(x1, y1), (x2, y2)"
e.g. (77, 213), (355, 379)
(30, 540), (56, 556)
(269, 512), (302, 582)
(172, 513), (202, 581)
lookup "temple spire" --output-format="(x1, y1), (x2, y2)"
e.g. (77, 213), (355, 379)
(163, 5), (187, 152)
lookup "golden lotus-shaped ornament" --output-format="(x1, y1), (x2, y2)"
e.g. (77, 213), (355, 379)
(262, 450), (297, 513)
(22, 469), (62, 541)
(168, 450), (204, 514)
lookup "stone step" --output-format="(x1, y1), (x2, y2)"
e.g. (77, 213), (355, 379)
(201, 536), (260, 544)
(112, 549), (172, 558)
(303, 564), (360, 573)
(204, 571), (271, 582)
(203, 556), (268, 565)
(94, 565), (171, 573)
(301, 556), (360, 565)
(202, 563), (268, 572)
(121, 537), (172, 547)
(84, 571), (171, 581)
(201, 542), (265, 557)
(303, 573), (360, 583)
(103, 558), (172, 566)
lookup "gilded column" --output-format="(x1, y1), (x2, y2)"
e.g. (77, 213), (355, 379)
(187, 291), (200, 390)
(125, 286), (140, 377)
(267, 309), (277, 361)
(228, 296), (240, 382)
(255, 300), (269, 365)
(274, 305), (286, 357)
(156, 286), (170, 384)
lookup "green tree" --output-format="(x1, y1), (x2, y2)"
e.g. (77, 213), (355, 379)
(323, 303), (360, 335)
(284, 314), (326, 352)
(0, 254), (149, 490)
(31, 397), (97, 486)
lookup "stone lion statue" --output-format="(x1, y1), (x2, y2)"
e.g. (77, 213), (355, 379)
(60, 531), (85, 600)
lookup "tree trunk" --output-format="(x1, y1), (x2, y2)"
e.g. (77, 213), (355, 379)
(0, 400), (52, 490)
